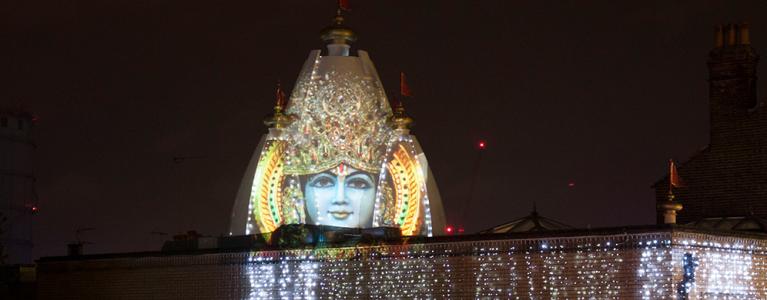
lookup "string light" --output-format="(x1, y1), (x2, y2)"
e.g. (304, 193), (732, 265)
(239, 232), (767, 298)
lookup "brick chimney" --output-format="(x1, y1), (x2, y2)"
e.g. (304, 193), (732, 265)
(708, 23), (760, 147)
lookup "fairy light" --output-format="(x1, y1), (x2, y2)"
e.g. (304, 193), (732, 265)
(234, 232), (767, 298)
(207, 12), (767, 298)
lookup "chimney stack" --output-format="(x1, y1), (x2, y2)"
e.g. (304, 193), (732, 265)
(67, 242), (83, 256)
(707, 21), (759, 144)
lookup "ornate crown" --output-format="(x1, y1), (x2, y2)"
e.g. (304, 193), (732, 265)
(283, 69), (394, 174)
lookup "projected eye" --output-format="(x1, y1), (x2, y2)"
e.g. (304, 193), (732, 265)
(346, 175), (373, 189)
(308, 174), (335, 188)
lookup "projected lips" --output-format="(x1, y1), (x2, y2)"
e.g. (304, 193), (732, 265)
(329, 211), (352, 220)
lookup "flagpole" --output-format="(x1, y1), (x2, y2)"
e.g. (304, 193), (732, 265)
(460, 141), (485, 234)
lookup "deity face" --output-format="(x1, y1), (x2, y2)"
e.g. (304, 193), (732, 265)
(304, 164), (376, 228)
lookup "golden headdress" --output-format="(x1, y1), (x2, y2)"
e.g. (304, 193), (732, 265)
(283, 69), (394, 175)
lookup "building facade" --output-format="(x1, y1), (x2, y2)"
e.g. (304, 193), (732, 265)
(654, 23), (766, 226)
(0, 108), (37, 264)
(37, 227), (767, 299)
(32, 9), (767, 299)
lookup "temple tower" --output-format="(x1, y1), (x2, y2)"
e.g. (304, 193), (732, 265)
(230, 8), (446, 236)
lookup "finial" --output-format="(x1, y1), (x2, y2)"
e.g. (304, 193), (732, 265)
(274, 81), (286, 112)
(659, 159), (683, 224)
(264, 81), (292, 128)
(320, 0), (356, 55)
(658, 200), (683, 224)
(391, 97), (414, 130)
(392, 72), (415, 130)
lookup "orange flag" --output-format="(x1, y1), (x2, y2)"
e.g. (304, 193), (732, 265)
(339, 0), (350, 11)
(400, 72), (412, 97)
(275, 82), (287, 108)
(669, 159), (684, 188)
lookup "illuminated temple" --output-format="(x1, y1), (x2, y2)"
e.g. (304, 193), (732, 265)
(228, 10), (445, 237)
(34, 13), (767, 300)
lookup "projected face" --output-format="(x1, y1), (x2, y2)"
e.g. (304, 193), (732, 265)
(304, 164), (376, 228)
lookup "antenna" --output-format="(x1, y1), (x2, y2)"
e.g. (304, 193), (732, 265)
(457, 139), (487, 234)
(68, 227), (95, 256)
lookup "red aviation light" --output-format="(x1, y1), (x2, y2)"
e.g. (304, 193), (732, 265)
(445, 226), (454, 235)
(477, 140), (486, 150)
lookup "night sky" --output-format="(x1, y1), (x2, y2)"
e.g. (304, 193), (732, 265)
(2, 1), (766, 259)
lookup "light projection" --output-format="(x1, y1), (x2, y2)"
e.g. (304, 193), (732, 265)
(230, 14), (445, 236)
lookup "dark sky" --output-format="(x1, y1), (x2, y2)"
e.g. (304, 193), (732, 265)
(2, 0), (765, 258)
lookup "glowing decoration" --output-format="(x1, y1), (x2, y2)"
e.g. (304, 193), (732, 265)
(234, 231), (767, 298)
(230, 34), (446, 236)
(33, 229), (767, 298)
(386, 144), (422, 235)
(250, 141), (287, 233)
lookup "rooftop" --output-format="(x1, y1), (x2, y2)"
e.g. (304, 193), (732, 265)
(37, 224), (767, 263)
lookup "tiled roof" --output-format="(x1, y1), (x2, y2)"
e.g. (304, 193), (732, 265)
(478, 209), (573, 234)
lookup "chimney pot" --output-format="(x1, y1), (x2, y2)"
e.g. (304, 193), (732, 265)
(740, 22), (751, 45)
(714, 25), (724, 48)
(727, 24), (737, 46)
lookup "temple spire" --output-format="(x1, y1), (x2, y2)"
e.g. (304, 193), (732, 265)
(392, 71), (414, 131)
(392, 97), (414, 131)
(320, 1), (356, 56)
(264, 81), (291, 128)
